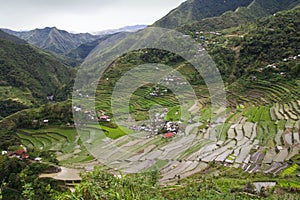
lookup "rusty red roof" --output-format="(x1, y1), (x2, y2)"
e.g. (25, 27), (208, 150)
(163, 132), (175, 138)
(14, 149), (26, 155)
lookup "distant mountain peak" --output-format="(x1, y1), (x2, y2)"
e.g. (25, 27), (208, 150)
(0, 30), (27, 44)
(43, 26), (57, 30)
(93, 25), (147, 35)
(1, 27), (100, 54)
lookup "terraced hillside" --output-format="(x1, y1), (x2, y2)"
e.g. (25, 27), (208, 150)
(75, 98), (298, 182)
(75, 45), (299, 180)
(4, 3), (299, 195)
(69, 6), (300, 183)
(227, 78), (300, 106)
(17, 126), (94, 165)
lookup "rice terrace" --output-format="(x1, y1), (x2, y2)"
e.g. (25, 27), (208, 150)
(0, 0), (300, 199)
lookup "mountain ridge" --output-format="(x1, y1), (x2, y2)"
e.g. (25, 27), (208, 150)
(153, 0), (300, 31)
(153, 0), (254, 29)
(179, 0), (300, 32)
(93, 25), (147, 35)
(66, 32), (131, 64)
(0, 30), (75, 118)
(2, 27), (100, 54)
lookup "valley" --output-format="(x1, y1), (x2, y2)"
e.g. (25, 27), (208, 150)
(0, 0), (299, 199)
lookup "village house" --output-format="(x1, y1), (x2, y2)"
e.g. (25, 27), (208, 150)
(73, 106), (82, 112)
(165, 121), (178, 132)
(99, 115), (110, 122)
(253, 182), (276, 194)
(34, 157), (42, 162)
(163, 132), (175, 139)
(2, 150), (8, 155)
(13, 149), (29, 159)
(47, 95), (54, 101)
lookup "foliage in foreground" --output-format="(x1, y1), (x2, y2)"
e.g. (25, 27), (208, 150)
(0, 155), (63, 200)
(54, 167), (300, 200)
(55, 168), (161, 200)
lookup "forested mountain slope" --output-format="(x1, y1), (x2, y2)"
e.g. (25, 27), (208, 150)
(0, 30), (75, 118)
(2, 27), (100, 54)
(153, 0), (253, 28)
(179, 0), (300, 32)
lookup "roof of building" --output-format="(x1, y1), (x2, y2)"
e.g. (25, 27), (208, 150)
(100, 115), (110, 119)
(21, 153), (29, 159)
(163, 132), (175, 138)
(14, 149), (26, 155)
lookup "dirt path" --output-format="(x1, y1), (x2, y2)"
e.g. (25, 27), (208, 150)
(188, 100), (200, 114)
(40, 167), (82, 181)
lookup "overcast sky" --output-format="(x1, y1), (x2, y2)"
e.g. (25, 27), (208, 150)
(0, 0), (186, 33)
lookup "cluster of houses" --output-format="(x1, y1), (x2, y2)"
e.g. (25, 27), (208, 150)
(128, 107), (182, 139)
(149, 86), (168, 97)
(149, 75), (188, 97)
(131, 109), (169, 135)
(194, 31), (222, 48)
(32, 119), (50, 125)
(258, 54), (300, 75)
(73, 106), (82, 112)
(194, 30), (223, 45)
(73, 105), (99, 122)
(139, 120), (180, 139)
(130, 108), (169, 134)
(74, 89), (90, 99)
(73, 104), (113, 123)
(195, 31), (222, 38)
(1, 149), (42, 162)
(164, 75), (188, 86)
(283, 54), (300, 62)
(161, 121), (180, 139)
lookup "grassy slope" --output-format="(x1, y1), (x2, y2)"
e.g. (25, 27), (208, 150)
(0, 31), (75, 118)
(153, 0), (253, 29)
(0, 3), (299, 199)
(179, 0), (300, 32)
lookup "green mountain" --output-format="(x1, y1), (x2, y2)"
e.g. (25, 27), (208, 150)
(87, 5), (300, 127)
(51, 8), (299, 199)
(153, 0), (300, 31)
(2, 27), (100, 54)
(0, 3), (300, 199)
(0, 30), (75, 118)
(153, 0), (253, 29)
(66, 32), (130, 64)
(180, 0), (300, 32)
(236, 5), (300, 76)
(197, 4), (300, 81)
(0, 30), (26, 44)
